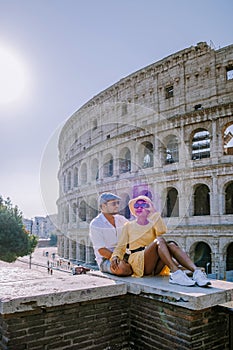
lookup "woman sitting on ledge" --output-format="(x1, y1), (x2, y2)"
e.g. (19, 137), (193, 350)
(110, 195), (211, 287)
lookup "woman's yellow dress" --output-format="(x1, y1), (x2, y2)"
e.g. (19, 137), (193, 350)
(111, 212), (170, 277)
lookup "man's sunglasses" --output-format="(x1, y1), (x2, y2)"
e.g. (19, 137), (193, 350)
(107, 200), (120, 206)
(134, 202), (150, 209)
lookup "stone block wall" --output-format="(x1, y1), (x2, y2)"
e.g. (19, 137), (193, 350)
(0, 294), (230, 350)
(129, 295), (229, 350)
(1, 269), (232, 350)
(0, 296), (130, 350)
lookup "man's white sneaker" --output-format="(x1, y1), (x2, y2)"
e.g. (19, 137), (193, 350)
(193, 269), (211, 287)
(169, 270), (196, 286)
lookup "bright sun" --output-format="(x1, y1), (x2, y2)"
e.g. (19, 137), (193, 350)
(0, 45), (28, 105)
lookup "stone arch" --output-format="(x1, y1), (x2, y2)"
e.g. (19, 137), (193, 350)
(226, 242), (233, 271)
(191, 241), (212, 273)
(139, 141), (154, 168)
(65, 204), (69, 223)
(92, 118), (97, 130)
(64, 236), (69, 259)
(164, 135), (179, 164)
(223, 121), (233, 155)
(80, 163), (87, 184)
(193, 184), (210, 215)
(89, 197), (99, 221)
(165, 187), (179, 217)
(67, 171), (72, 190)
(63, 173), (66, 193)
(132, 184), (153, 200)
(119, 192), (131, 219)
(191, 128), (210, 160)
(79, 200), (87, 221)
(73, 167), (78, 187)
(79, 239), (86, 262)
(103, 153), (113, 177)
(91, 158), (99, 181)
(59, 236), (65, 257)
(224, 181), (233, 214)
(72, 202), (77, 223)
(71, 240), (76, 260)
(61, 206), (65, 224)
(119, 147), (131, 173)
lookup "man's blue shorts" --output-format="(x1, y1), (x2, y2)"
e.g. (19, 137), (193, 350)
(100, 258), (113, 274)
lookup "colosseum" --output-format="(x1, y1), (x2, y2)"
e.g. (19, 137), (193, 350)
(56, 41), (233, 281)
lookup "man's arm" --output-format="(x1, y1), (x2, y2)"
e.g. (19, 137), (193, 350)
(98, 247), (112, 259)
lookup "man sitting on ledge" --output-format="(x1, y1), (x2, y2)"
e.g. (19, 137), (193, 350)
(89, 192), (132, 276)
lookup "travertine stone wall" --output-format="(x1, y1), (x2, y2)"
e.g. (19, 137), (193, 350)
(57, 42), (233, 278)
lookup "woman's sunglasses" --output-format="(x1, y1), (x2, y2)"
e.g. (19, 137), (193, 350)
(134, 202), (150, 209)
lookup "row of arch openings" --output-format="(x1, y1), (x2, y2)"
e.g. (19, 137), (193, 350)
(165, 183), (233, 217)
(63, 124), (233, 191)
(192, 242), (233, 274)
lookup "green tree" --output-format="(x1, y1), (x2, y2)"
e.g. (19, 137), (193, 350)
(0, 196), (38, 262)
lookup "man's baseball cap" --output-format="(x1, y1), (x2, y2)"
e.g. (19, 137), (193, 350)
(98, 192), (121, 205)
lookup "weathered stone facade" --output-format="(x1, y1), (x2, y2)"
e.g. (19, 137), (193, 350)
(57, 42), (233, 279)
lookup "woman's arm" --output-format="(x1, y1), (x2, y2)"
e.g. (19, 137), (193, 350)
(111, 223), (129, 260)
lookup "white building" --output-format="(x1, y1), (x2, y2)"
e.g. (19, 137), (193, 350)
(23, 215), (57, 239)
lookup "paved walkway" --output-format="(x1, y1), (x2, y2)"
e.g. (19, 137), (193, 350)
(0, 247), (73, 277)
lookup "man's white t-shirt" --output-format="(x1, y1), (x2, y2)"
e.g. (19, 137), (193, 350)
(89, 213), (128, 267)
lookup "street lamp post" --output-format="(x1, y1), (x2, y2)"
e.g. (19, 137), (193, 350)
(29, 219), (33, 269)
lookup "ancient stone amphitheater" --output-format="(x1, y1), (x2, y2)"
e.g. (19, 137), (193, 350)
(57, 42), (233, 280)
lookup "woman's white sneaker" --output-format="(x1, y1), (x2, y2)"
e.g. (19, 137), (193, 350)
(193, 269), (211, 287)
(169, 270), (196, 286)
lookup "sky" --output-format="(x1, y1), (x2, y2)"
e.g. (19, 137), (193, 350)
(0, 0), (232, 219)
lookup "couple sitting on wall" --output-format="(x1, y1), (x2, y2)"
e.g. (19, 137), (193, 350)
(89, 192), (211, 287)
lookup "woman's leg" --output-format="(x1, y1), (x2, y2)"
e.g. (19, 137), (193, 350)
(153, 258), (166, 275)
(144, 237), (179, 275)
(167, 242), (197, 272)
(167, 242), (211, 286)
(144, 241), (160, 275)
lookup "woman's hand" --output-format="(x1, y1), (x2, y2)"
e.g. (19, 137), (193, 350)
(148, 202), (156, 215)
(110, 256), (120, 271)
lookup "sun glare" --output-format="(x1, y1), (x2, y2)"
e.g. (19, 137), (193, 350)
(0, 45), (28, 105)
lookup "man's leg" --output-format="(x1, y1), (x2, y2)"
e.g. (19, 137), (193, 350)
(111, 260), (132, 276)
(100, 258), (132, 276)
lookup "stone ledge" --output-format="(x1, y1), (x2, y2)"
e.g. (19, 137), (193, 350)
(89, 271), (233, 310)
(0, 267), (127, 314)
(1, 266), (233, 314)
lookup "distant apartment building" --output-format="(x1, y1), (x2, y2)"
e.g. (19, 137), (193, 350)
(23, 218), (33, 234)
(56, 42), (233, 279)
(23, 215), (57, 239)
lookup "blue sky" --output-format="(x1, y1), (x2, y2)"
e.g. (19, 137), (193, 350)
(0, 0), (232, 218)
